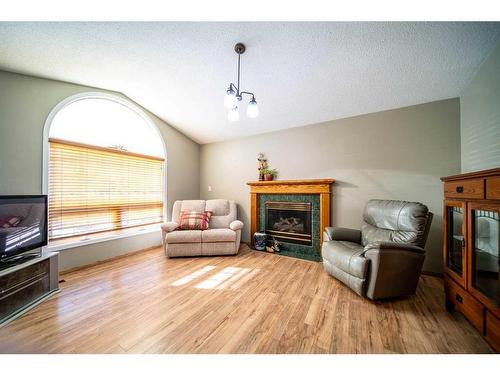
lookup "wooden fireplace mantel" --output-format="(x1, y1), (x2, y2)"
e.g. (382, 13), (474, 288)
(247, 178), (335, 194)
(247, 178), (335, 246)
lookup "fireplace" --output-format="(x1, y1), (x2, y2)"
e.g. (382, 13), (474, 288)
(265, 202), (312, 245)
(247, 179), (335, 261)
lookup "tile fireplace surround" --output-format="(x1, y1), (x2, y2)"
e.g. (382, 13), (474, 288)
(247, 179), (335, 261)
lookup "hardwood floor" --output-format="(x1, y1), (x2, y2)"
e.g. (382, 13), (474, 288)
(0, 245), (493, 354)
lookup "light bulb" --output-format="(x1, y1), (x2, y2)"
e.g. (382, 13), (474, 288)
(247, 97), (259, 118)
(224, 87), (237, 109)
(228, 106), (239, 122)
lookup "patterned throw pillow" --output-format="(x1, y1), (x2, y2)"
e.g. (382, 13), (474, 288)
(178, 211), (212, 230)
(0, 216), (23, 228)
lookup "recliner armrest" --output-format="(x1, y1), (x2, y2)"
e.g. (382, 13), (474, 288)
(161, 222), (178, 233)
(229, 220), (244, 231)
(324, 227), (362, 244)
(363, 241), (425, 254)
(362, 241), (426, 300)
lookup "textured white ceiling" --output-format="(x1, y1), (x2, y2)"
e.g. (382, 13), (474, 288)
(0, 22), (499, 144)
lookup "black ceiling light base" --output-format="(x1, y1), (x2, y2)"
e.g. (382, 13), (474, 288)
(234, 43), (246, 55)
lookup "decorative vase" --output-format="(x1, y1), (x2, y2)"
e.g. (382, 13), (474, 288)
(259, 172), (264, 181)
(254, 232), (267, 251)
(264, 174), (274, 181)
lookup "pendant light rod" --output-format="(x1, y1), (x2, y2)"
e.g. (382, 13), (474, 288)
(237, 52), (241, 94)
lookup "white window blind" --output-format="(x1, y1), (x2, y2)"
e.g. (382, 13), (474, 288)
(48, 138), (164, 240)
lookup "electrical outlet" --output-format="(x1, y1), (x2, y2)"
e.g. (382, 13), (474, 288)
(208, 185), (212, 192)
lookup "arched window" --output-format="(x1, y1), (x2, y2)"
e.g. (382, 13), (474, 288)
(44, 93), (166, 243)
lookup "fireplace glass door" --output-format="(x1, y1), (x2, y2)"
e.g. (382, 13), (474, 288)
(265, 202), (312, 245)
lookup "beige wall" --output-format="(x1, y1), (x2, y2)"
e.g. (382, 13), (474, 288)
(460, 42), (500, 173)
(0, 68), (463, 274)
(0, 70), (200, 271)
(200, 99), (461, 274)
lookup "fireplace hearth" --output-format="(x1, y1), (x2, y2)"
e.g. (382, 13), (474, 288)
(265, 202), (312, 245)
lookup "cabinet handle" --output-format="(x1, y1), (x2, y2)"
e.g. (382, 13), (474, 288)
(456, 186), (464, 193)
(461, 239), (466, 248)
(455, 294), (463, 303)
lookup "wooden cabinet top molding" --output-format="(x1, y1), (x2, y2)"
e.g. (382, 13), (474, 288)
(441, 167), (500, 182)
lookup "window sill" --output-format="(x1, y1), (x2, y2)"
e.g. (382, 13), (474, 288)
(47, 224), (162, 252)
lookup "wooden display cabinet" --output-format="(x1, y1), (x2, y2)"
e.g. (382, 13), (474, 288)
(441, 167), (500, 352)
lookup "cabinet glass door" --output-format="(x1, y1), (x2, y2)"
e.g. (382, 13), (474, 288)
(470, 206), (499, 307)
(444, 201), (466, 286)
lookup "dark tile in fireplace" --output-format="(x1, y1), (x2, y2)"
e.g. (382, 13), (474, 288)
(258, 194), (321, 261)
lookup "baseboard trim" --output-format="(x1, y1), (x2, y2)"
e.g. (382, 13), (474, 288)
(60, 245), (161, 275)
(60, 242), (444, 280)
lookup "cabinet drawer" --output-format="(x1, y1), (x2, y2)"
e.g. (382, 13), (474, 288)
(486, 311), (500, 352)
(444, 275), (484, 332)
(444, 178), (484, 199)
(486, 176), (500, 200)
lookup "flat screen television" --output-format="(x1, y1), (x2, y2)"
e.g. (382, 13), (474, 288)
(0, 195), (48, 261)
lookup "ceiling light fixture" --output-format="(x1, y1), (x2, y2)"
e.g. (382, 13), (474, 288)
(224, 43), (259, 121)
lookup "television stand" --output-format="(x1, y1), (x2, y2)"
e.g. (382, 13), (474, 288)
(0, 251), (59, 327)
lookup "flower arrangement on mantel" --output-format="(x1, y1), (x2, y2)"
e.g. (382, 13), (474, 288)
(260, 168), (278, 181)
(257, 152), (278, 181)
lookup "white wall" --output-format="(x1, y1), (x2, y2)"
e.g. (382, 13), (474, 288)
(200, 99), (461, 274)
(460, 42), (500, 173)
(0, 70), (200, 271)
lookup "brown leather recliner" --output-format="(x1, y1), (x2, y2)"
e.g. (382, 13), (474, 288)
(322, 199), (433, 300)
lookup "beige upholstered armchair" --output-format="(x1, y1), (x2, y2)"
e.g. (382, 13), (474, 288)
(322, 199), (433, 300)
(161, 199), (243, 258)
